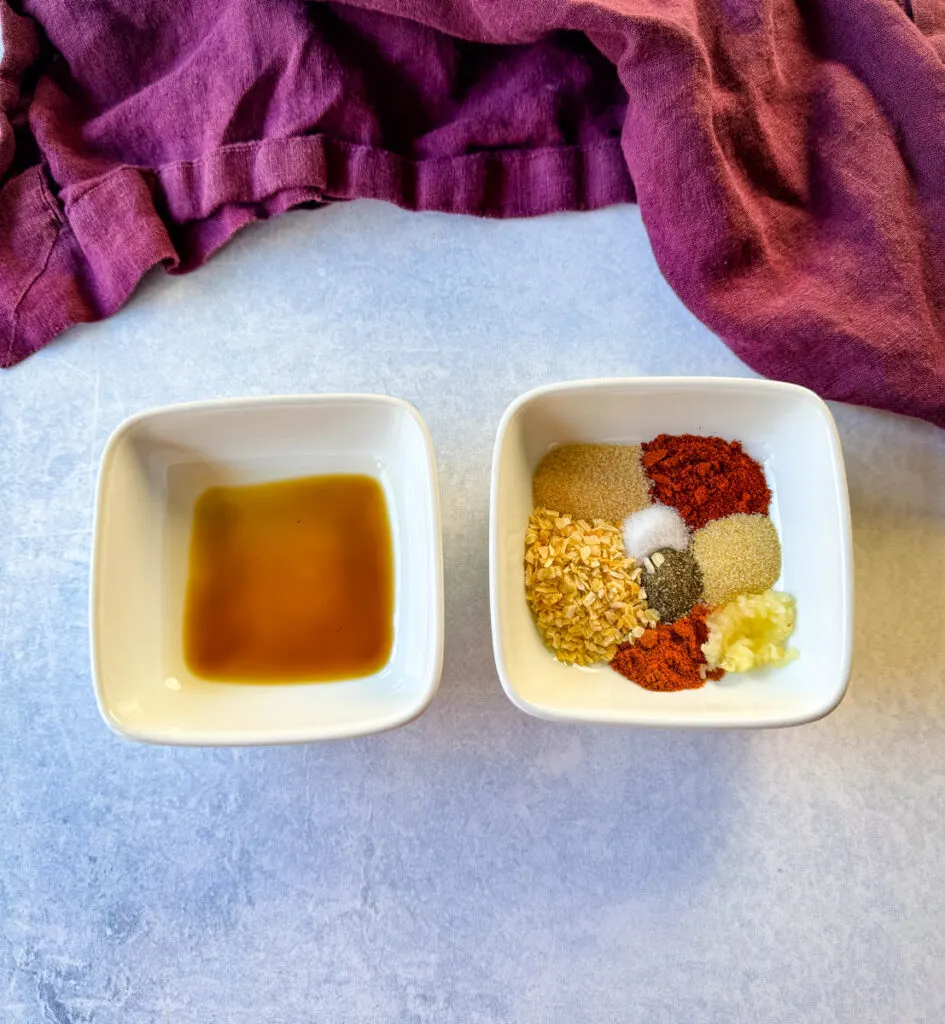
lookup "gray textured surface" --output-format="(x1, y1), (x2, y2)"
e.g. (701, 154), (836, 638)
(1, 200), (944, 1024)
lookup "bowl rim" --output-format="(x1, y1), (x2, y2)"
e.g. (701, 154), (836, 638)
(89, 392), (445, 745)
(488, 375), (855, 729)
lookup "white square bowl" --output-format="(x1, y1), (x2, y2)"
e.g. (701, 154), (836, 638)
(91, 395), (443, 745)
(490, 377), (854, 728)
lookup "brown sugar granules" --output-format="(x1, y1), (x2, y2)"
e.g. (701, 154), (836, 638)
(533, 444), (651, 522)
(641, 434), (770, 531)
(610, 604), (724, 691)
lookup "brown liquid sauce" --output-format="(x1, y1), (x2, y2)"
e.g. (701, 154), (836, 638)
(183, 474), (394, 682)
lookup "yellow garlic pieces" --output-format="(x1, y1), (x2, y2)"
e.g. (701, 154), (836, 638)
(702, 590), (797, 673)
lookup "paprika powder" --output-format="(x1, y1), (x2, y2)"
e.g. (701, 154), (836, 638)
(641, 434), (770, 531)
(610, 605), (724, 691)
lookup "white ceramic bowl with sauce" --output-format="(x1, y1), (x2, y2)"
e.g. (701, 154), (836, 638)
(91, 394), (443, 745)
(489, 377), (853, 728)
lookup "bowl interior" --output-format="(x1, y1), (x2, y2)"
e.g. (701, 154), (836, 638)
(492, 379), (852, 727)
(92, 397), (442, 743)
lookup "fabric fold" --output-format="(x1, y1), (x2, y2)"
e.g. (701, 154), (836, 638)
(1, 0), (944, 428)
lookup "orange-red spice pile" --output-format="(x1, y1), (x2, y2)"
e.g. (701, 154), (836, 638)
(610, 604), (724, 691)
(642, 434), (770, 531)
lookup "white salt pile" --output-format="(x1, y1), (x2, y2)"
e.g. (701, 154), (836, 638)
(622, 504), (690, 561)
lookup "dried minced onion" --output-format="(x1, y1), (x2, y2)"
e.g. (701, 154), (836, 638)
(524, 508), (657, 666)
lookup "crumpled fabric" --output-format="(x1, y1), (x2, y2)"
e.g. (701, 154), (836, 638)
(2, 0), (944, 428)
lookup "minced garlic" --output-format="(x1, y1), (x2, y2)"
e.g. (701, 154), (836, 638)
(701, 590), (797, 673)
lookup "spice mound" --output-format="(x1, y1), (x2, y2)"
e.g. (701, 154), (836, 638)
(524, 508), (655, 665)
(642, 434), (770, 530)
(622, 503), (689, 561)
(611, 605), (723, 691)
(533, 444), (651, 523)
(692, 513), (781, 606)
(524, 432), (798, 691)
(702, 590), (797, 672)
(642, 548), (703, 623)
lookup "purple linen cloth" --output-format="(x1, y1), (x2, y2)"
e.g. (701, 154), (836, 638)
(2, 0), (944, 427)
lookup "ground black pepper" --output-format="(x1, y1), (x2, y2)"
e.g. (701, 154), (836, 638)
(642, 547), (703, 623)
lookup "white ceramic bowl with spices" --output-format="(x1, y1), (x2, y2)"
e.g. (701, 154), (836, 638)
(489, 377), (854, 729)
(91, 394), (444, 745)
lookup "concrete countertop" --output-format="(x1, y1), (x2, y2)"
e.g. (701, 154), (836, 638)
(1, 200), (944, 1023)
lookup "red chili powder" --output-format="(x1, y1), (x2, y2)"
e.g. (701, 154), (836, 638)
(641, 433), (770, 531)
(610, 605), (724, 692)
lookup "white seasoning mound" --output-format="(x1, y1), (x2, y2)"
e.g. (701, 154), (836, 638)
(524, 508), (657, 666)
(692, 513), (781, 606)
(622, 504), (690, 561)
